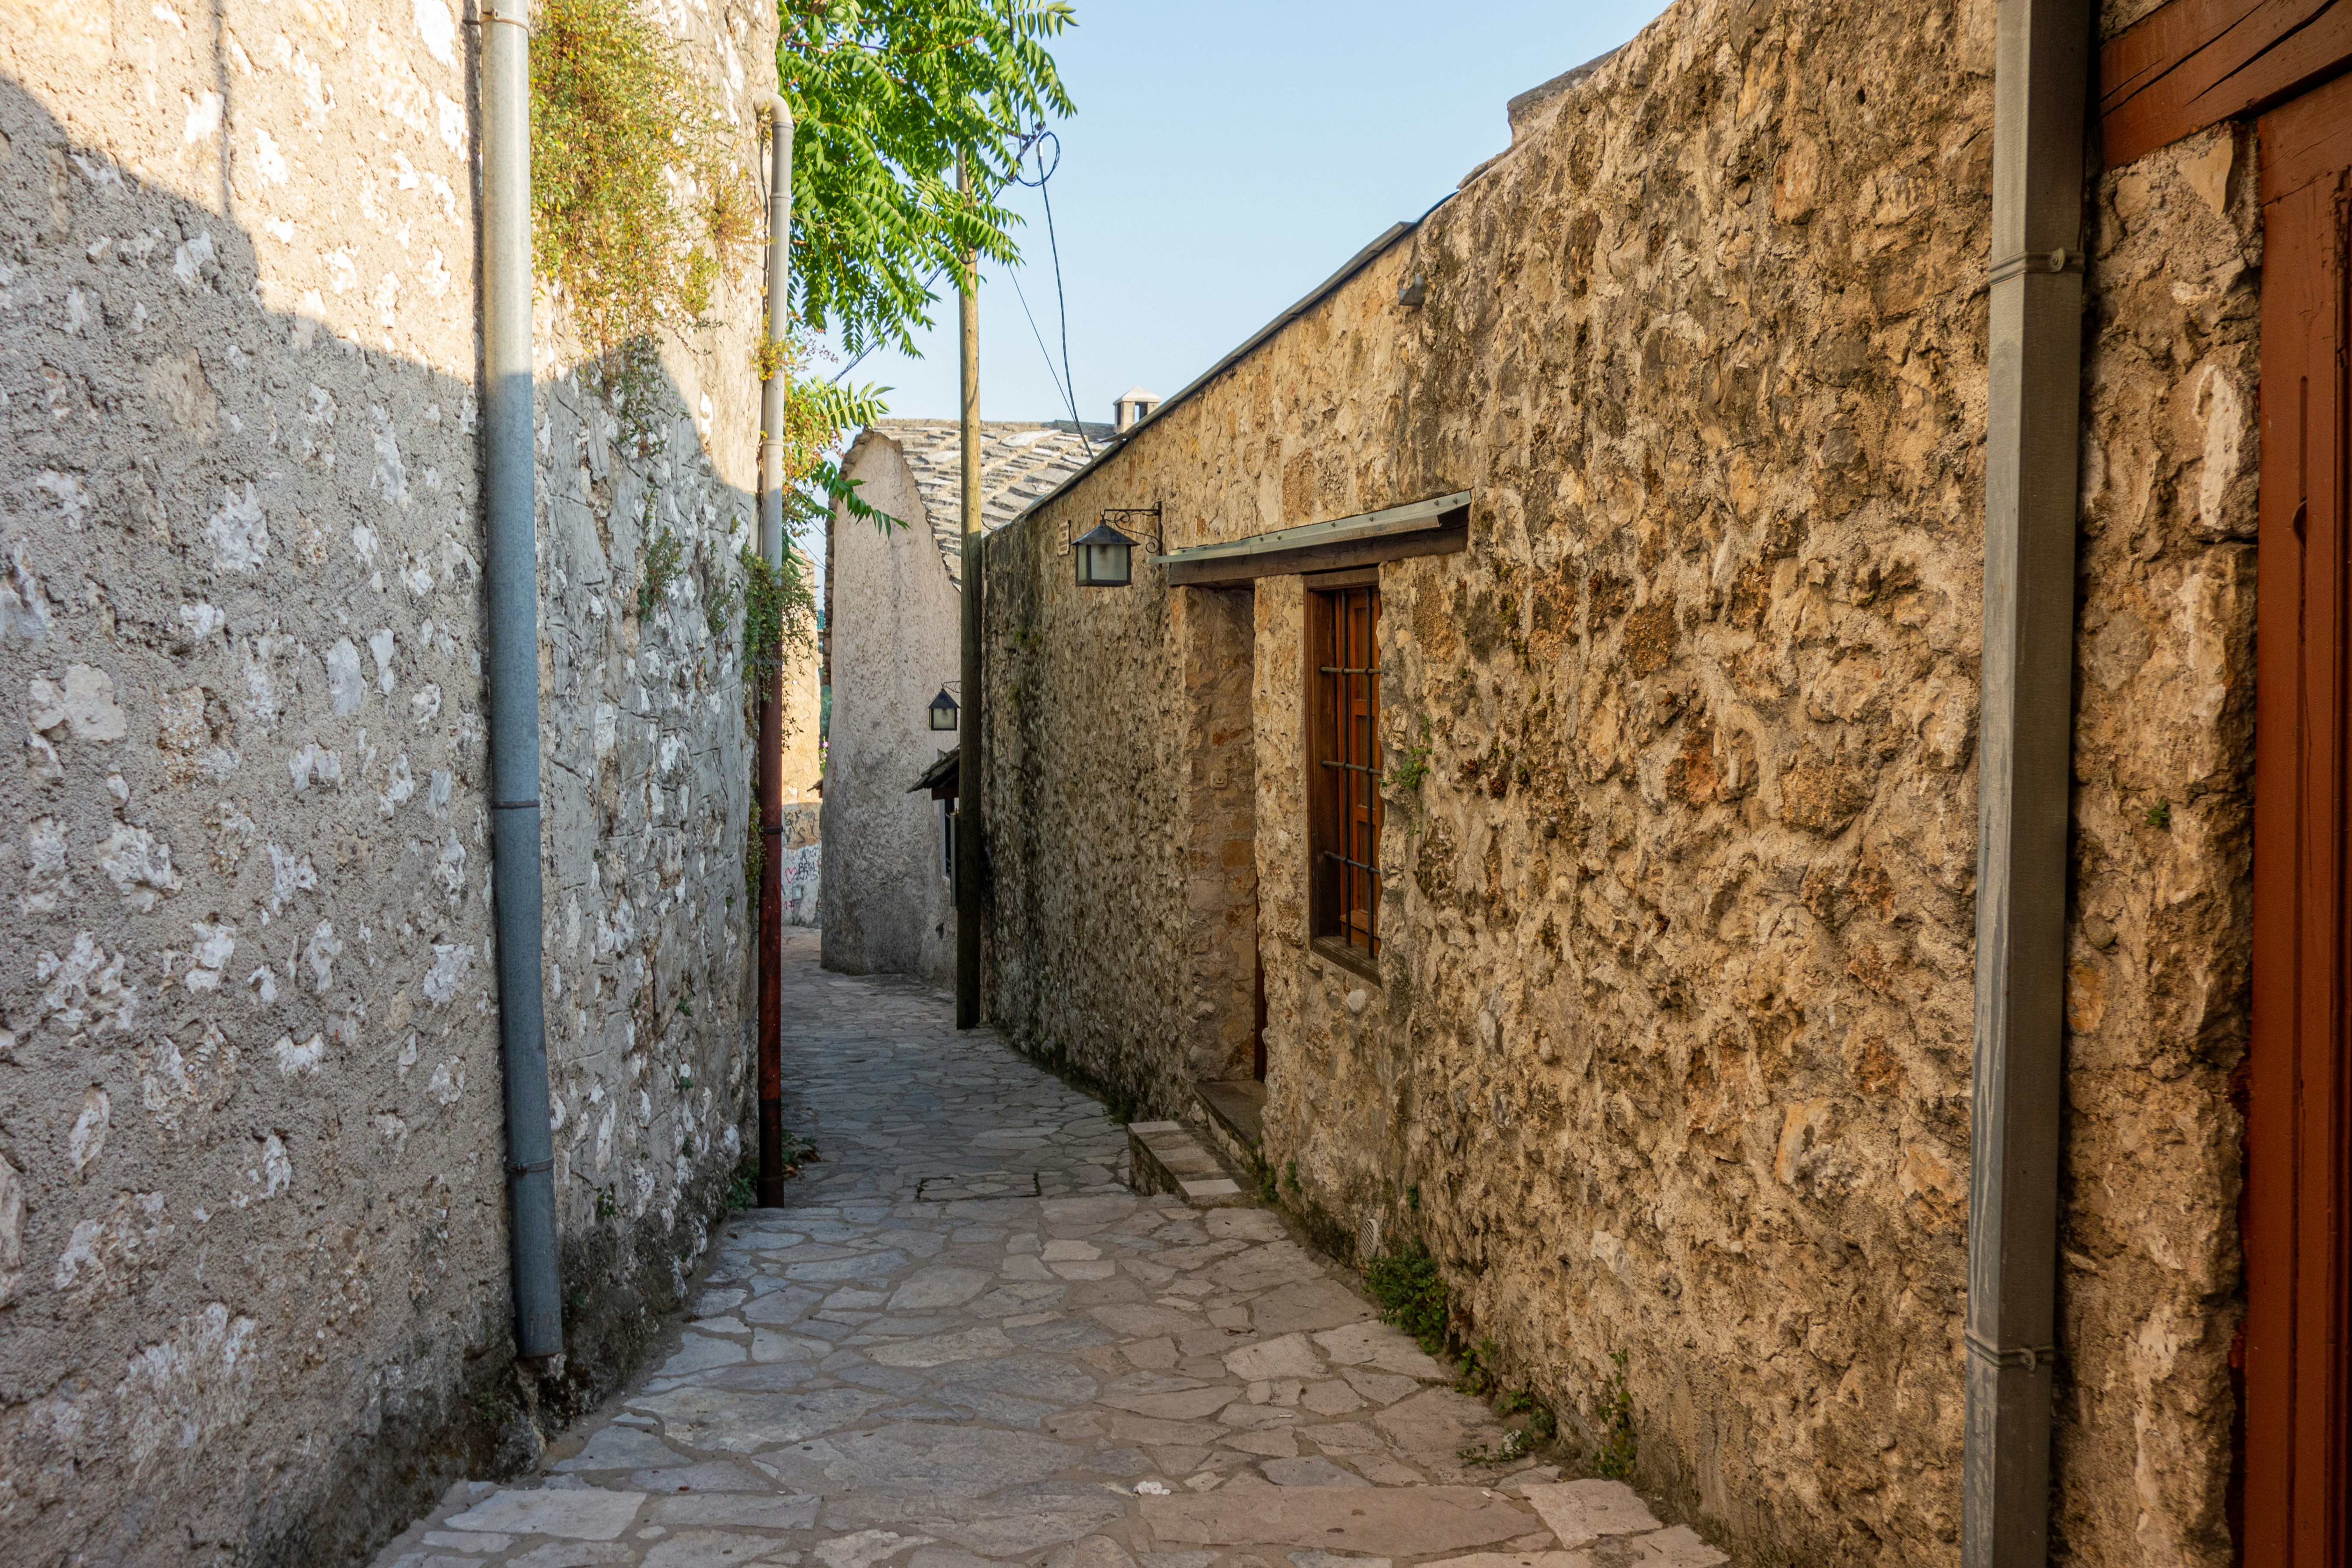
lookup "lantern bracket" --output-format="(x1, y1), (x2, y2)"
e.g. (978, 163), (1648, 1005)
(1064, 503), (1162, 557)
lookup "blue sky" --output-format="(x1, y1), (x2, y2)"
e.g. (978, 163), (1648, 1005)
(810, 0), (1672, 433)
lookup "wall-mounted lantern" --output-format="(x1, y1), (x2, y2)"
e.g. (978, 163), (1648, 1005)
(1069, 504), (1163, 589)
(928, 685), (960, 731)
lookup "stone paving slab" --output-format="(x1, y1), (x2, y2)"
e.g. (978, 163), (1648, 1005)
(370, 930), (1732, 1568)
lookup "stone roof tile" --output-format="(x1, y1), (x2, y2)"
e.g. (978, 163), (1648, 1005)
(864, 418), (1111, 587)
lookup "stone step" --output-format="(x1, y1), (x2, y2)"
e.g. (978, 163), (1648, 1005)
(1126, 1119), (1247, 1205)
(1193, 1078), (1266, 1176)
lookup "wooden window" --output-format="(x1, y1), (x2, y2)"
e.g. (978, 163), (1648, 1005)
(1309, 575), (1381, 966)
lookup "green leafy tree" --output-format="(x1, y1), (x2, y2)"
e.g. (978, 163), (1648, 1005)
(781, 0), (1078, 356)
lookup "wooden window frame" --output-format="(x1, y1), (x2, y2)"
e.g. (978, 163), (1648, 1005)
(1307, 568), (1382, 977)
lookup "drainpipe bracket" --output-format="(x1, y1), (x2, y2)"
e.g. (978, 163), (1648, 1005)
(1987, 247), (2086, 285)
(507, 1158), (554, 1177)
(1964, 1330), (2060, 1370)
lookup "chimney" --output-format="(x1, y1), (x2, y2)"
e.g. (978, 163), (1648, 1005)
(1114, 386), (1160, 434)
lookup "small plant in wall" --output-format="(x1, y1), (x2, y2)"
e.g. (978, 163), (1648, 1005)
(1365, 1246), (1449, 1354)
(1592, 1350), (1637, 1480)
(1383, 719), (1435, 829)
(530, 0), (751, 348)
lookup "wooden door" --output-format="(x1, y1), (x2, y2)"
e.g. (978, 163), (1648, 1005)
(2249, 68), (2352, 1568)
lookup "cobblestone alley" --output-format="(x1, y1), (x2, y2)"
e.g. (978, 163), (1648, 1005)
(369, 931), (1728, 1568)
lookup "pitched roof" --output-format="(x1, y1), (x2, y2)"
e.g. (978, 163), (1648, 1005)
(861, 418), (1112, 587)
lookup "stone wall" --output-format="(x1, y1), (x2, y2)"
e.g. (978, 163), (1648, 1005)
(820, 431), (958, 988)
(0, 0), (779, 1561)
(982, 0), (2255, 1562)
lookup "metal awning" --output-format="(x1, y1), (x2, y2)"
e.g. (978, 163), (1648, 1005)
(1147, 490), (1471, 566)
(909, 748), (959, 796)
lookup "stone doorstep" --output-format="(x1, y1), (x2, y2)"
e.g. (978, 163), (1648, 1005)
(1126, 1119), (1248, 1206)
(1192, 1078), (1266, 1178)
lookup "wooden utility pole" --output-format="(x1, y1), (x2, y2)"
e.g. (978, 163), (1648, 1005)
(955, 159), (983, 1029)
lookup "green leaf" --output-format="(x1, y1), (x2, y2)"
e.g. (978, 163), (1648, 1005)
(779, 0), (1079, 356)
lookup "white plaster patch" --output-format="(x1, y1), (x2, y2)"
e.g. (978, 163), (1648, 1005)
(369, 628), (397, 692)
(30, 664), (128, 740)
(436, 93), (465, 151)
(423, 942), (473, 1005)
(423, 246), (451, 299)
(250, 127), (289, 185)
(181, 91), (222, 143)
(35, 469), (94, 527)
(379, 752), (416, 817)
(435, 833), (466, 897)
(70, 1085), (110, 1177)
(273, 1033), (324, 1077)
(115, 1304), (259, 1475)
(179, 602), (228, 640)
(427, 1059), (463, 1106)
(186, 920), (235, 990)
(371, 414), (410, 510)
(54, 1191), (171, 1301)
(412, 683), (442, 724)
(205, 484), (270, 572)
(325, 638), (366, 715)
(266, 843), (319, 914)
(23, 816), (69, 913)
(352, 523), (379, 567)
(99, 824), (181, 910)
(322, 248), (356, 295)
(172, 231), (215, 290)
(304, 921), (342, 991)
(413, 0), (456, 62)
(36, 933), (136, 1035)
(259, 1133), (292, 1195)
(288, 742), (343, 790)
(0, 1152), (22, 1305)
(3, 541), (54, 644)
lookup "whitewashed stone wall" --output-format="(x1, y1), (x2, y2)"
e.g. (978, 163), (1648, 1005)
(0, 0), (778, 1561)
(820, 431), (959, 988)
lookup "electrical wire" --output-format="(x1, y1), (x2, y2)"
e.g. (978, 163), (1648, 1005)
(1013, 132), (1090, 454)
(1007, 264), (1076, 423)
(829, 126), (1089, 460)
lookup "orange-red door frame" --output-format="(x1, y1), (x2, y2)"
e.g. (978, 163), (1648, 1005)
(2248, 69), (2352, 1568)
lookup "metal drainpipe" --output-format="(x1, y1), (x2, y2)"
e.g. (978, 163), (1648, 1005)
(755, 97), (792, 1208)
(1965, 0), (2089, 1559)
(479, 0), (561, 1358)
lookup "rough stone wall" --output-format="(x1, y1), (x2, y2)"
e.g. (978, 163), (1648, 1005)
(0, 0), (778, 1561)
(1180, 586), (1258, 1084)
(819, 432), (956, 987)
(2053, 104), (2258, 1565)
(983, 1), (2254, 1563)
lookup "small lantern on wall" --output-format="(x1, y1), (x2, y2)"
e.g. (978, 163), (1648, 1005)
(1073, 520), (1135, 588)
(1068, 504), (1163, 589)
(928, 686), (960, 731)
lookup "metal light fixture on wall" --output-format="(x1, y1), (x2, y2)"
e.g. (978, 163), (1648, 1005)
(928, 685), (960, 731)
(1068, 504), (1163, 589)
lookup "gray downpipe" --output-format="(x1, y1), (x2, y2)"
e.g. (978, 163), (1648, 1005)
(479, 0), (562, 1359)
(1964, 0), (2089, 1559)
(755, 96), (791, 1207)
(758, 97), (792, 571)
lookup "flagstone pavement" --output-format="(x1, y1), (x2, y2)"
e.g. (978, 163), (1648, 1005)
(372, 928), (1731, 1568)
